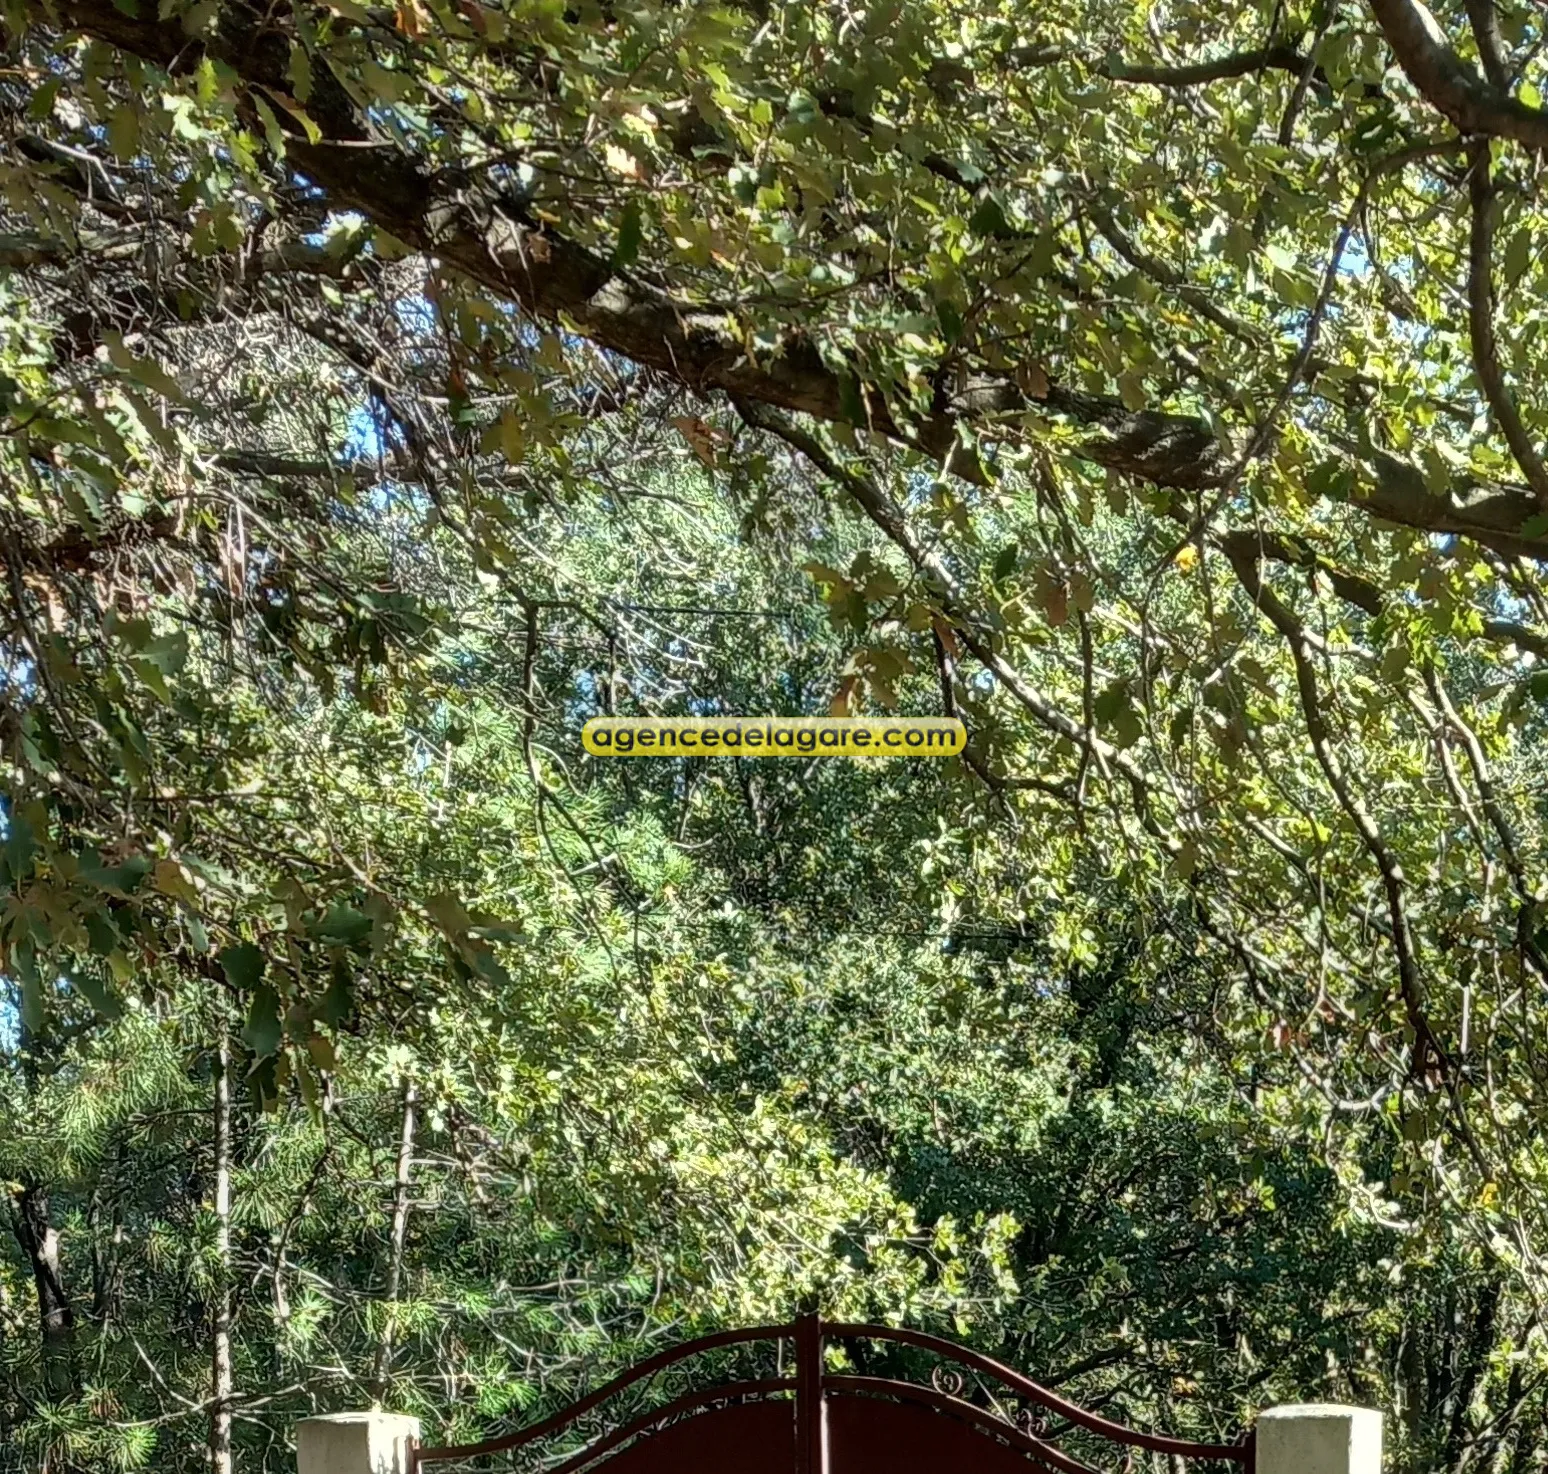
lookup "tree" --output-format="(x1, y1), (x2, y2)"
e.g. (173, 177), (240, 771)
(7, 0), (1548, 1468)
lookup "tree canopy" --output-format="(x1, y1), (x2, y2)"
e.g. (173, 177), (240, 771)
(6, 0), (1548, 1469)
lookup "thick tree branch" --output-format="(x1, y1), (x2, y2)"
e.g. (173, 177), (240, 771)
(1007, 43), (1325, 89)
(1215, 526), (1548, 656)
(1481, 618), (1548, 660)
(1368, 0), (1548, 147)
(1213, 529), (1384, 615)
(1350, 443), (1547, 560)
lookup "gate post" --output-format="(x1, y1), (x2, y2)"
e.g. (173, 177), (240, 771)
(794, 1312), (828, 1474)
(297, 1412), (421, 1474)
(1256, 1405), (1382, 1474)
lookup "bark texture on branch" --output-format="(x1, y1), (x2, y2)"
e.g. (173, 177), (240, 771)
(1368, 0), (1548, 148)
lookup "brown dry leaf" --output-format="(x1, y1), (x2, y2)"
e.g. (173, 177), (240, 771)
(1016, 360), (1051, 401)
(672, 415), (730, 468)
(394, 0), (427, 36)
(1032, 565), (1068, 627)
(829, 675), (860, 718)
(453, 0), (490, 34)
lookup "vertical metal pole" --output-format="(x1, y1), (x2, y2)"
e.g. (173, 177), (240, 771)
(795, 1314), (826, 1474)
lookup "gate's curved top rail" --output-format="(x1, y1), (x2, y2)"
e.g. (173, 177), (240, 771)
(545, 1380), (796, 1474)
(410, 1315), (1253, 1471)
(826, 1323), (1251, 1463)
(823, 1374), (1102, 1474)
(413, 1323), (795, 1465)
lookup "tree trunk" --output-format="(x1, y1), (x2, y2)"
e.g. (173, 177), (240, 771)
(371, 1078), (418, 1404)
(7, 1181), (76, 1400)
(88, 1149), (126, 1330)
(1445, 1278), (1503, 1473)
(209, 1031), (234, 1474)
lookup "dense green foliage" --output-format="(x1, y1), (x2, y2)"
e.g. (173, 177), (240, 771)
(6, 0), (1548, 1469)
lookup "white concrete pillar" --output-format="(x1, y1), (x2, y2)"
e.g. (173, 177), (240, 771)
(1257, 1404), (1382, 1474)
(297, 1412), (420, 1474)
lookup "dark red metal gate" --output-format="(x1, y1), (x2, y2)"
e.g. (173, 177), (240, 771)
(410, 1315), (1254, 1474)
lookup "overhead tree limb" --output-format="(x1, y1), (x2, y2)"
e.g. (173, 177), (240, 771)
(32, 0), (1548, 562)
(1347, 443), (1548, 561)
(1212, 529), (1385, 615)
(1005, 42), (1332, 89)
(1367, 0), (1548, 148)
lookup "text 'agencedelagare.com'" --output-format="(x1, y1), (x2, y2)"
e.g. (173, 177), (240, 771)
(581, 717), (967, 758)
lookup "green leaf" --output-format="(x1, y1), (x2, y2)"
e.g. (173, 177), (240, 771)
(27, 77), (63, 121)
(242, 983), (283, 1060)
(107, 104), (141, 161)
(358, 58), (414, 103)
(105, 334), (186, 403)
(140, 630), (189, 676)
(219, 941), (266, 992)
(316, 962), (354, 1027)
(4, 813), (35, 885)
(253, 96), (287, 158)
(968, 193), (1008, 239)
(287, 42), (313, 103)
(80, 854), (152, 896)
(936, 299), (964, 345)
(20, 972), (44, 1034)
(313, 905), (374, 945)
(85, 911), (119, 956)
(1504, 229), (1533, 285)
(69, 970), (122, 1020)
(613, 198), (644, 269)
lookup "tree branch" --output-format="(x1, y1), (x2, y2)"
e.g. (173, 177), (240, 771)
(1008, 42), (1326, 89)
(1368, 0), (1548, 147)
(1465, 139), (1548, 510)
(1465, 0), (1510, 90)
(1219, 538), (1442, 1080)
